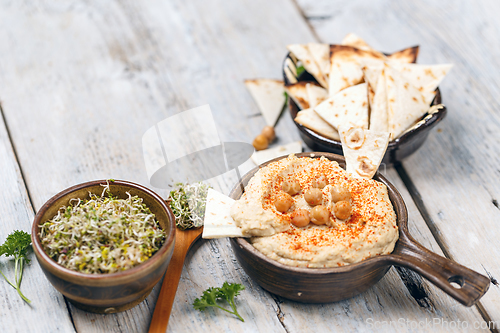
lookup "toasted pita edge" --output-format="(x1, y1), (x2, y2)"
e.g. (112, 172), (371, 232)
(387, 45), (420, 63)
(285, 81), (321, 110)
(295, 108), (340, 141)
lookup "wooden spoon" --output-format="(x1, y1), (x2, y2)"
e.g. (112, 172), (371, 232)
(148, 227), (203, 333)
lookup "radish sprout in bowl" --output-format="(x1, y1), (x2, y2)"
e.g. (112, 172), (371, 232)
(39, 182), (166, 274)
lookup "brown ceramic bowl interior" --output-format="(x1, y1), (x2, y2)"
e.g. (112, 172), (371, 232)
(32, 180), (176, 314)
(283, 53), (447, 165)
(229, 153), (490, 305)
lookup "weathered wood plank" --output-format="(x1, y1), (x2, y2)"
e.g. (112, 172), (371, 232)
(0, 111), (76, 331)
(297, 0), (500, 324)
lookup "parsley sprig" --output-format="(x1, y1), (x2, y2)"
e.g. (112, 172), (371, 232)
(193, 282), (245, 322)
(0, 230), (32, 303)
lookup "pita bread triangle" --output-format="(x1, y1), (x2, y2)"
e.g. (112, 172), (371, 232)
(369, 69), (389, 132)
(307, 43), (330, 86)
(244, 79), (285, 127)
(385, 65), (435, 139)
(341, 33), (385, 58)
(387, 61), (453, 93)
(314, 83), (369, 130)
(202, 189), (243, 239)
(339, 126), (390, 179)
(306, 82), (328, 108)
(295, 108), (340, 141)
(287, 44), (328, 88)
(328, 45), (385, 96)
(285, 81), (316, 110)
(387, 46), (419, 63)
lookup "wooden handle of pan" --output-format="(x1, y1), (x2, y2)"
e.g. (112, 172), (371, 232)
(388, 235), (490, 307)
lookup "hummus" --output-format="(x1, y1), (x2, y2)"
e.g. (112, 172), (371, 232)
(230, 154), (398, 268)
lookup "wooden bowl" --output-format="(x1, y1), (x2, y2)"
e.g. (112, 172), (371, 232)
(229, 153), (490, 305)
(31, 180), (176, 314)
(283, 53), (447, 165)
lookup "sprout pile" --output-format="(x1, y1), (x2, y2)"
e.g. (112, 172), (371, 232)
(168, 182), (210, 230)
(39, 184), (166, 274)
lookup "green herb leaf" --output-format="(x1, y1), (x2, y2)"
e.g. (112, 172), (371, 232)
(193, 282), (245, 322)
(0, 230), (32, 303)
(296, 65), (306, 76)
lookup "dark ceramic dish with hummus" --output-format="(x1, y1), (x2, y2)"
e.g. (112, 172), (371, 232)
(283, 53), (447, 165)
(229, 152), (489, 305)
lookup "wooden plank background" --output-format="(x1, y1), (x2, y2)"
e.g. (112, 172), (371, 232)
(0, 0), (497, 331)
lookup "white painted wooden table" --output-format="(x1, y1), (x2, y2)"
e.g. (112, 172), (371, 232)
(0, 1), (498, 332)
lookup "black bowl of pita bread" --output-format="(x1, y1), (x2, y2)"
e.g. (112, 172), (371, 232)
(283, 33), (452, 165)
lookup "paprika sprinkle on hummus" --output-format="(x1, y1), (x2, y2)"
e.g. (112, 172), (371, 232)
(230, 154), (398, 268)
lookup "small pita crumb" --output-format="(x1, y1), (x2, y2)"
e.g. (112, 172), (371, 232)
(294, 108), (340, 140)
(202, 189), (244, 239)
(314, 83), (369, 130)
(251, 141), (302, 165)
(244, 79), (285, 127)
(339, 126), (390, 179)
(287, 44), (328, 88)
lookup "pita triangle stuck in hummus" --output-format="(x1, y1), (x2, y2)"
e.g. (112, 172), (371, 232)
(315, 83), (369, 130)
(202, 189), (243, 239)
(385, 65), (435, 139)
(328, 45), (385, 96)
(295, 108), (340, 141)
(339, 126), (390, 179)
(244, 79), (285, 127)
(287, 44), (328, 88)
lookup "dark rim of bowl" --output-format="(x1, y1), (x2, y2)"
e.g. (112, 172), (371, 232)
(232, 152), (407, 275)
(282, 52), (446, 150)
(32, 179), (175, 281)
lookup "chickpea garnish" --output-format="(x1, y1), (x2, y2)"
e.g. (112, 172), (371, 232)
(310, 205), (329, 225)
(334, 200), (352, 220)
(274, 191), (294, 213)
(304, 188), (323, 206)
(291, 209), (310, 228)
(330, 186), (351, 203)
(252, 134), (269, 151)
(312, 175), (328, 189)
(261, 126), (276, 142)
(282, 180), (301, 196)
